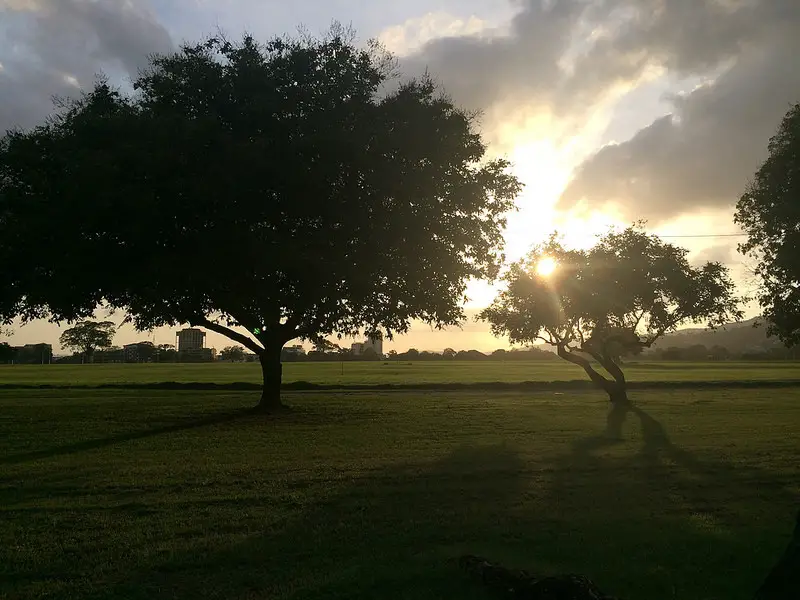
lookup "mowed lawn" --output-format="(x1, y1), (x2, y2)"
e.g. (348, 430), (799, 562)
(1, 388), (799, 599)
(2, 360), (800, 386)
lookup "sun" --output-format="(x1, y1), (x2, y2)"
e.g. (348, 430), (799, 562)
(536, 256), (557, 277)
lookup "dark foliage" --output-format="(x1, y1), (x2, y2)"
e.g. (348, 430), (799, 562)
(736, 103), (800, 346)
(481, 225), (742, 403)
(0, 30), (520, 408)
(58, 321), (116, 363)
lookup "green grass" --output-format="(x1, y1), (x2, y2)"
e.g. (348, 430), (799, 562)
(2, 387), (799, 599)
(2, 359), (800, 386)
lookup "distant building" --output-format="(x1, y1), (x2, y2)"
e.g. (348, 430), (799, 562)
(351, 335), (383, 357)
(95, 347), (125, 363)
(11, 343), (53, 364)
(123, 342), (156, 363)
(284, 345), (306, 357)
(176, 328), (206, 352)
(179, 347), (216, 363)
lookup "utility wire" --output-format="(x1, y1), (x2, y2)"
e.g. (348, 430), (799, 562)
(655, 233), (746, 239)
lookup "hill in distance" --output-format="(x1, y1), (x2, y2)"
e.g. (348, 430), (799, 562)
(650, 317), (785, 354)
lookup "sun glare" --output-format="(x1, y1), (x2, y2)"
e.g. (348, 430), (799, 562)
(536, 256), (557, 277)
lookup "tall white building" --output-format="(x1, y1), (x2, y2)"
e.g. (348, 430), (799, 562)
(351, 335), (383, 357)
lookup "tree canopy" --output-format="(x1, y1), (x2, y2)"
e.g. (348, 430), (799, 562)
(220, 345), (246, 362)
(480, 226), (742, 403)
(735, 103), (800, 346)
(58, 320), (116, 362)
(0, 30), (521, 409)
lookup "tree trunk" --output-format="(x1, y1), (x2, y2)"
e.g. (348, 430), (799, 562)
(257, 345), (285, 411)
(608, 381), (629, 405)
(604, 386), (632, 439)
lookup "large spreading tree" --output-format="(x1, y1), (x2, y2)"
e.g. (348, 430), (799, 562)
(0, 31), (521, 409)
(59, 320), (116, 363)
(480, 226), (741, 404)
(735, 103), (800, 346)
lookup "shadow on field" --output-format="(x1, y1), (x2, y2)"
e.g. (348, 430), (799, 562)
(0, 409), (249, 466)
(544, 400), (798, 599)
(75, 403), (798, 600)
(99, 444), (527, 600)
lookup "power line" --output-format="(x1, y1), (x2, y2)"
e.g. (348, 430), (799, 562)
(656, 233), (746, 239)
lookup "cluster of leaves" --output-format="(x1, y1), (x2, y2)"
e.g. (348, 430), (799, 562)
(736, 103), (800, 346)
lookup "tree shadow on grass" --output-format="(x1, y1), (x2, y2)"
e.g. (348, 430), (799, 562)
(541, 398), (798, 600)
(94, 444), (527, 600)
(0, 409), (250, 466)
(16, 398), (796, 600)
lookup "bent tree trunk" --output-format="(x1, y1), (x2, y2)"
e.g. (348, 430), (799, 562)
(258, 345), (284, 411)
(557, 345), (629, 405)
(607, 381), (629, 405)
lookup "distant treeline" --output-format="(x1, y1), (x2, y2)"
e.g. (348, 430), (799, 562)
(645, 344), (799, 361)
(281, 346), (560, 362)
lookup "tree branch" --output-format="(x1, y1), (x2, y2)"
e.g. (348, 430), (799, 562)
(189, 316), (264, 354)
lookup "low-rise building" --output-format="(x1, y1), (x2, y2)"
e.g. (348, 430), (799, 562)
(123, 341), (157, 363)
(10, 343), (53, 364)
(179, 347), (216, 362)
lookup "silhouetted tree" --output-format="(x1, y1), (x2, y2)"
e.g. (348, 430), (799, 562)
(220, 345), (246, 362)
(0, 342), (14, 363)
(736, 103), (800, 346)
(481, 225), (741, 404)
(58, 321), (116, 364)
(0, 30), (520, 410)
(684, 344), (710, 361)
(157, 344), (177, 362)
(442, 347), (457, 359)
(709, 344), (731, 361)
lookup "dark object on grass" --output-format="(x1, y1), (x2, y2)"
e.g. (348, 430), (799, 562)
(459, 555), (619, 600)
(461, 509), (800, 600)
(754, 509), (800, 600)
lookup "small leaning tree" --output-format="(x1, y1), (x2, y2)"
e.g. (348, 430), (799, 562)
(0, 30), (521, 410)
(480, 226), (742, 404)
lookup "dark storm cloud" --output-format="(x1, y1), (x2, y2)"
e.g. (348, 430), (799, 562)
(558, 0), (800, 221)
(0, 0), (172, 132)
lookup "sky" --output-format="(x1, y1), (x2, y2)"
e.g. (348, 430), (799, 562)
(2, 0), (798, 354)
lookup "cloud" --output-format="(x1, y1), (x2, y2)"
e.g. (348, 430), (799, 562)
(384, 0), (798, 226)
(398, 0), (585, 116)
(0, 0), (172, 132)
(379, 11), (490, 57)
(559, 0), (800, 222)
(396, 1), (771, 123)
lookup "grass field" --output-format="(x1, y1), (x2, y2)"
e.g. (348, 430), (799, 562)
(2, 386), (799, 599)
(2, 360), (800, 387)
